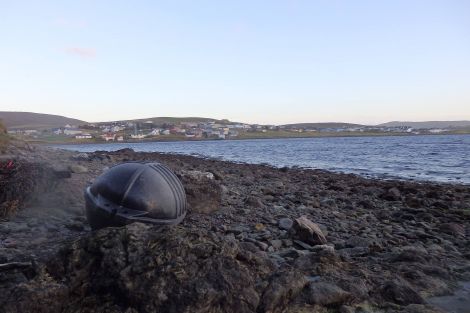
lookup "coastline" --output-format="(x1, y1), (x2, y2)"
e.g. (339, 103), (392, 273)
(1, 144), (469, 312)
(26, 130), (470, 146)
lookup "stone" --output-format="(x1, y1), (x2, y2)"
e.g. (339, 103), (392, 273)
(72, 153), (90, 161)
(305, 282), (352, 306)
(380, 280), (425, 305)
(258, 271), (308, 313)
(2, 224), (270, 313)
(439, 223), (465, 237)
(293, 216), (327, 245)
(69, 164), (88, 174)
(244, 196), (264, 208)
(383, 187), (401, 201)
(181, 170), (222, 214)
(278, 218), (294, 230)
(270, 240), (283, 250)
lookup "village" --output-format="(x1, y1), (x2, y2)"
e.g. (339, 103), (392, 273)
(6, 119), (455, 142)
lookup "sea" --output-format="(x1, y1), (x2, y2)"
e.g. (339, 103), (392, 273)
(53, 134), (470, 185)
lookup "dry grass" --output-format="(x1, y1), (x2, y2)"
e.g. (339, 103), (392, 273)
(0, 120), (9, 153)
(0, 160), (44, 218)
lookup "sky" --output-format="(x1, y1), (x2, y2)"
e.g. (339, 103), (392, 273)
(0, 0), (469, 125)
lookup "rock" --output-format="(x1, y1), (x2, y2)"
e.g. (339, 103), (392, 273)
(305, 282), (352, 306)
(68, 164), (88, 174)
(2, 224), (269, 313)
(65, 222), (84, 232)
(380, 280), (425, 305)
(181, 170), (222, 214)
(71, 153), (90, 161)
(258, 271), (308, 313)
(244, 196), (264, 208)
(270, 240), (283, 250)
(383, 187), (401, 201)
(278, 218), (294, 230)
(293, 216), (327, 245)
(182, 170), (215, 181)
(255, 223), (266, 231)
(345, 236), (373, 248)
(52, 166), (72, 179)
(439, 223), (465, 237)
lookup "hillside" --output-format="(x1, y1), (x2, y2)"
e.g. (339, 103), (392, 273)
(114, 116), (233, 125)
(282, 122), (365, 129)
(0, 112), (86, 129)
(378, 120), (470, 129)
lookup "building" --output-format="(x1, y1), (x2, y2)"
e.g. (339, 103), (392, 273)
(101, 133), (116, 141)
(131, 134), (146, 139)
(64, 129), (82, 136)
(75, 134), (93, 139)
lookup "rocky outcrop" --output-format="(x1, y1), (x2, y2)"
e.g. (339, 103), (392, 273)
(1, 147), (470, 313)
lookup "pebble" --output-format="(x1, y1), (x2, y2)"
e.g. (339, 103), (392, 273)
(278, 218), (294, 230)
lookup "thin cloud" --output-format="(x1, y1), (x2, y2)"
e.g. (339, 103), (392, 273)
(65, 47), (96, 58)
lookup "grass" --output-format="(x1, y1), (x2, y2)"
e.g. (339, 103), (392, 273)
(0, 120), (9, 152)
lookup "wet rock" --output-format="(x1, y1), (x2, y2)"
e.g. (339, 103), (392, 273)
(293, 216), (327, 246)
(278, 218), (294, 230)
(380, 280), (424, 305)
(305, 282), (352, 306)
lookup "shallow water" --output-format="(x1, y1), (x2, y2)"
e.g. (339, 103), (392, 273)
(53, 134), (470, 184)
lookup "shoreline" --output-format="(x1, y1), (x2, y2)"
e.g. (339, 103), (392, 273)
(26, 131), (470, 146)
(1, 144), (469, 312)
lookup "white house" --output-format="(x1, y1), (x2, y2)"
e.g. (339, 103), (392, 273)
(75, 133), (92, 139)
(64, 129), (82, 136)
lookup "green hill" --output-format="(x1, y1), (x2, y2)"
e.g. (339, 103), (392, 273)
(0, 112), (86, 129)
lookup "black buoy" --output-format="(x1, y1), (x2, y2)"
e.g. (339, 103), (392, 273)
(84, 162), (187, 230)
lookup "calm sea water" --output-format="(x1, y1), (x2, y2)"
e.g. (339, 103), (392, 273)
(53, 134), (470, 184)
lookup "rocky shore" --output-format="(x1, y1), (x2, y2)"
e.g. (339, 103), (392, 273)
(0, 143), (469, 313)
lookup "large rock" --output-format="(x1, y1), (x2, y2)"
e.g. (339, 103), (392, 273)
(380, 280), (425, 305)
(293, 216), (327, 246)
(258, 271), (308, 313)
(180, 170), (222, 214)
(2, 223), (308, 313)
(305, 282), (352, 306)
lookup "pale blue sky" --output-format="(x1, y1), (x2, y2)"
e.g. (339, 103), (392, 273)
(1, 0), (469, 124)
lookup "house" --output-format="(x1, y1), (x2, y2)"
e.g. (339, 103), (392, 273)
(148, 129), (161, 136)
(75, 133), (92, 139)
(64, 129), (82, 136)
(52, 128), (63, 135)
(131, 134), (146, 139)
(101, 133), (116, 141)
(117, 136), (124, 141)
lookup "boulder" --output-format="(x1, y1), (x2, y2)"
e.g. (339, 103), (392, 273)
(380, 280), (424, 305)
(305, 282), (352, 306)
(1, 223), (280, 313)
(180, 170), (222, 214)
(293, 216), (327, 246)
